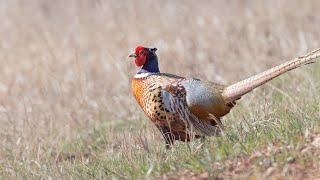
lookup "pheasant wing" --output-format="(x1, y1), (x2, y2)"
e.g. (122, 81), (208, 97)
(159, 81), (222, 136)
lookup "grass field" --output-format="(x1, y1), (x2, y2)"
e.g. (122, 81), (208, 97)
(1, 0), (320, 179)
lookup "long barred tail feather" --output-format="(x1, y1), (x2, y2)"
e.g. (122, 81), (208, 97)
(223, 48), (320, 102)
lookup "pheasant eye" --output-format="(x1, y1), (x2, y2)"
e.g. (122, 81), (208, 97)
(140, 51), (146, 56)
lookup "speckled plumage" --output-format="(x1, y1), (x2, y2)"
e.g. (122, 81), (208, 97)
(132, 73), (233, 145)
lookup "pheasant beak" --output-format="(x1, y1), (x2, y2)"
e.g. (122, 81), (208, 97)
(128, 54), (137, 58)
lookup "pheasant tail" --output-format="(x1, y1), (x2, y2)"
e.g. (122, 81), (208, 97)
(223, 48), (320, 102)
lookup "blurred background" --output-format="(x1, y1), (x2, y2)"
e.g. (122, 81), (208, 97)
(0, 0), (320, 167)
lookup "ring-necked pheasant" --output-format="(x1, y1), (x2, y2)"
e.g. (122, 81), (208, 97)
(129, 46), (320, 148)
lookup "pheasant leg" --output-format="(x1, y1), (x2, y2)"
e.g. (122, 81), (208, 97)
(156, 126), (175, 149)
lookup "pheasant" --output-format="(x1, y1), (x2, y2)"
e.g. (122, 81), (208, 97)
(129, 46), (320, 148)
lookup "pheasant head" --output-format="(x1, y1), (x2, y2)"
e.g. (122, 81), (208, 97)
(129, 46), (160, 74)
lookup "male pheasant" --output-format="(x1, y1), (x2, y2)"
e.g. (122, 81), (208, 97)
(129, 46), (320, 148)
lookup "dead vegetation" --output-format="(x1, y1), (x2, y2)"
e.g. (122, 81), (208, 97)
(0, 0), (320, 179)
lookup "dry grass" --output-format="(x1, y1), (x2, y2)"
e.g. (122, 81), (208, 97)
(0, 0), (320, 179)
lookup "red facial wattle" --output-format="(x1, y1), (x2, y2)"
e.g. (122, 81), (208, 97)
(133, 46), (148, 67)
(135, 56), (146, 67)
(135, 46), (144, 54)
